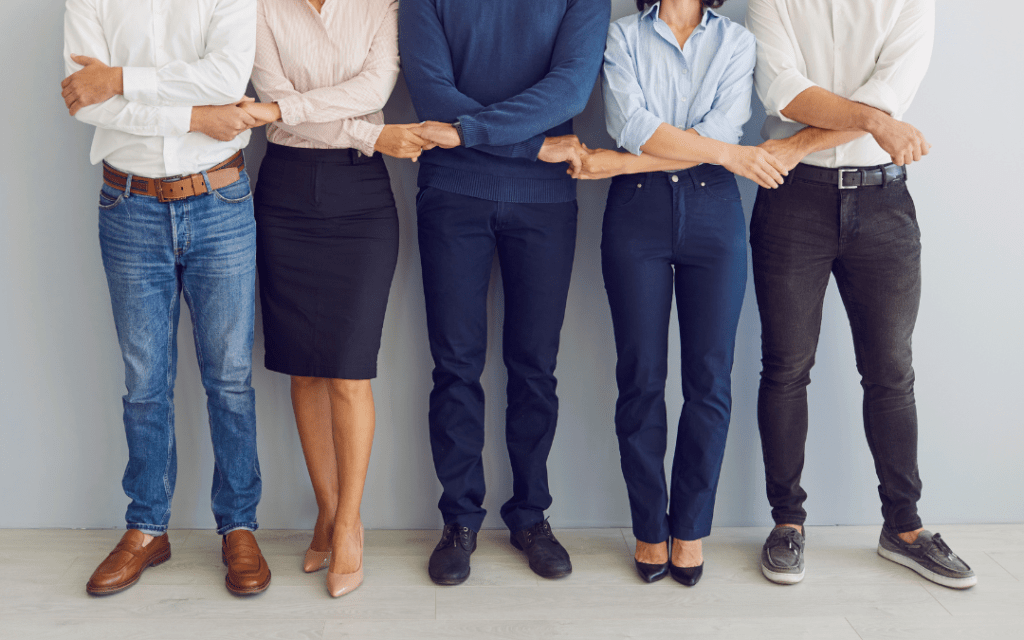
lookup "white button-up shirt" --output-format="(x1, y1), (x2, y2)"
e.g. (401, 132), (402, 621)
(746, 0), (935, 168)
(63, 0), (256, 177)
(250, 0), (399, 156)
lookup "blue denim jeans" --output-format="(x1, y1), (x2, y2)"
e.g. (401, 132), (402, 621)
(750, 166), (923, 533)
(602, 165), (747, 543)
(97, 167), (261, 535)
(417, 186), (577, 534)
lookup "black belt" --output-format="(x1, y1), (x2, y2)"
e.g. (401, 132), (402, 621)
(793, 163), (906, 189)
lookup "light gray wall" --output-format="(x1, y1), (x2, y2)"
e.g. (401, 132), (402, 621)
(1, 0), (1021, 531)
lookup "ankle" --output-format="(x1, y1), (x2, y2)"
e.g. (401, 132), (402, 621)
(775, 523), (803, 535)
(897, 528), (923, 544)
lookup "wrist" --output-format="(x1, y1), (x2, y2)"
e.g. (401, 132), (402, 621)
(109, 67), (124, 96)
(857, 106), (886, 135)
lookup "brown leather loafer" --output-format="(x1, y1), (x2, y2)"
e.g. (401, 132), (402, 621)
(86, 530), (171, 595)
(221, 530), (271, 595)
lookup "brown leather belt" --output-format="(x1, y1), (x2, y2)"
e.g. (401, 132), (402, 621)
(103, 151), (245, 203)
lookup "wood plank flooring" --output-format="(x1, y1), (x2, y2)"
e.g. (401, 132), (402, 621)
(0, 525), (1020, 639)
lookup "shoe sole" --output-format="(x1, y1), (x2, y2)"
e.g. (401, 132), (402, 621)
(761, 563), (804, 585)
(429, 568), (470, 586)
(86, 548), (171, 595)
(222, 557), (272, 595)
(877, 544), (978, 589)
(509, 536), (572, 579)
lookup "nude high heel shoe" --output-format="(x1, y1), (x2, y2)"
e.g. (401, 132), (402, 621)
(303, 547), (330, 573)
(326, 525), (363, 597)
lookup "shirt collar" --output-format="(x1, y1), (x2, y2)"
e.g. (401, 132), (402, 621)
(642, 3), (717, 30)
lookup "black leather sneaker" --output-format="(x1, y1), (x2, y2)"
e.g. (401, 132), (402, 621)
(428, 523), (477, 586)
(878, 527), (977, 589)
(510, 519), (572, 579)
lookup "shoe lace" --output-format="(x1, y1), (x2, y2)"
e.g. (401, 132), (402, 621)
(774, 527), (803, 552)
(439, 523), (471, 549)
(930, 533), (957, 561)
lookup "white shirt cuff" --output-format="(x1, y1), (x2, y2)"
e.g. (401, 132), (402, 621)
(121, 67), (158, 104)
(165, 106), (193, 137)
(849, 78), (901, 117)
(765, 69), (817, 124)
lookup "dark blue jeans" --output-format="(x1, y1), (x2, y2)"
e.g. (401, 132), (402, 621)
(98, 168), (260, 535)
(602, 165), (747, 543)
(750, 165), (923, 533)
(417, 186), (577, 533)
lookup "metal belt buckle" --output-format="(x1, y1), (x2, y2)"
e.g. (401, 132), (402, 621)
(838, 168), (858, 190)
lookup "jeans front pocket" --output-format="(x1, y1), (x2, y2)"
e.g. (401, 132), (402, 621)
(98, 183), (124, 210)
(606, 174), (648, 210)
(213, 170), (253, 204)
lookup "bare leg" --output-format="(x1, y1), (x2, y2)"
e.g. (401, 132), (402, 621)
(672, 538), (703, 568)
(291, 376), (339, 553)
(326, 378), (376, 574)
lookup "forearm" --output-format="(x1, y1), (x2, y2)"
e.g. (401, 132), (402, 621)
(784, 126), (867, 156)
(781, 86), (888, 134)
(639, 124), (730, 165)
(615, 152), (699, 175)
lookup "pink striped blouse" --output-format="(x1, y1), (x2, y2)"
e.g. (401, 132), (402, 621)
(251, 0), (399, 156)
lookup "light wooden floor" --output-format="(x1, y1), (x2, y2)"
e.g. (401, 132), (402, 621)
(1, 525), (1021, 639)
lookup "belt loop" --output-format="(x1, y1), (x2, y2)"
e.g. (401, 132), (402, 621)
(124, 173), (133, 198)
(881, 165), (889, 189)
(200, 169), (213, 194)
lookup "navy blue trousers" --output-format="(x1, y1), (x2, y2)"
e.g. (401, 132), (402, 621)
(601, 164), (746, 543)
(417, 186), (577, 533)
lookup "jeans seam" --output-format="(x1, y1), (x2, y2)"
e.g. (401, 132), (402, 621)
(162, 283), (176, 523)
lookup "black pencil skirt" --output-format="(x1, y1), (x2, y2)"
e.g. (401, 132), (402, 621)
(254, 143), (399, 379)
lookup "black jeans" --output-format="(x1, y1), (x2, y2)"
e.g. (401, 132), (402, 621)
(750, 165), (924, 534)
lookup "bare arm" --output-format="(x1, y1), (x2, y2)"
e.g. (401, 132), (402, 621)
(639, 124), (787, 189)
(578, 148), (698, 180)
(780, 87), (929, 166)
(759, 126), (867, 172)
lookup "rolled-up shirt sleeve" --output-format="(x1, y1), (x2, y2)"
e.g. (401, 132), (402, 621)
(602, 21), (663, 156)
(847, 0), (934, 117)
(692, 30), (755, 144)
(746, 0), (816, 123)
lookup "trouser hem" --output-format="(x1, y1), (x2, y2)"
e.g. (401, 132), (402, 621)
(218, 522), (259, 536)
(127, 523), (168, 535)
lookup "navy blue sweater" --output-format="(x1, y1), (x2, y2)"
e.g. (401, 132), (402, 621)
(399, 0), (610, 203)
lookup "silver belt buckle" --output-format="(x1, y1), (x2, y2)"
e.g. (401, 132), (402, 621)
(838, 168), (857, 190)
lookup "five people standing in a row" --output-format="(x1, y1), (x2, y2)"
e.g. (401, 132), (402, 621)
(61, 0), (975, 600)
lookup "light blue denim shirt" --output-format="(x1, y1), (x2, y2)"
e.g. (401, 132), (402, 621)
(603, 3), (757, 156)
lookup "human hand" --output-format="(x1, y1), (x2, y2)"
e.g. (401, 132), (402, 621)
(414, 121), (461, 149)
(538, 135), (586, 178)
(575, 147), (628, 180)
(189, 102), (257, 141)
(757, 138), (806, 173)
(239, 99), (281, 127)
(375, 123), (434, 161)
(720, 145), (787, 189)
(866, 113), (930, 166)
(61, 55), (122, 115)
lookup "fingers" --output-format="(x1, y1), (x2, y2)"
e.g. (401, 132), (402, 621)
(238, 109), (257, 127)
(70, 54), (97, 66)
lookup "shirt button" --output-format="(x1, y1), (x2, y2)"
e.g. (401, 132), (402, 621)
(700, 182), (706, 187)
(671, 175), (679, 183)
